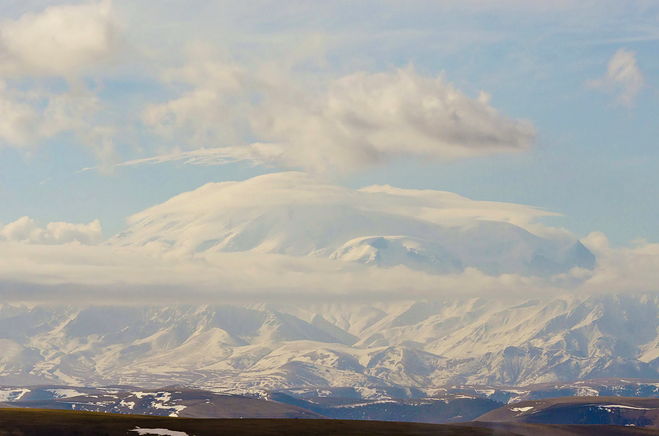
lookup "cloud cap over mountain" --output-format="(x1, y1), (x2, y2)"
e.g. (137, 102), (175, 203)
(0, 172), (655, 303)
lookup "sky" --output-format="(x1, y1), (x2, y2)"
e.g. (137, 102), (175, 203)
(0, 1), (658, 302)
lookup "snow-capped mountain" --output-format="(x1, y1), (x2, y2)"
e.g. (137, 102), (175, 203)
(0, 294), (655, 390)
(109, 172), (595, 276)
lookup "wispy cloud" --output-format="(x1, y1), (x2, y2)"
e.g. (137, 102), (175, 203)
(79, 143), (284, 174)
(588, 49), (645, 107)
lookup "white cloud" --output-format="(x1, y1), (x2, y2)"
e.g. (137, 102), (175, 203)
(0, 2), (118, 156)
(0, 241), (554, 304)
(253, 68), (535, 173)
(0, 0), (117, 77)
(143, 60), (535, 173)
(357, 183), (562, 235)
(0, 80), (114, 158)
(107, 143), (284, 169)
(588, 49), (644, 107)
(0, 82), (38, 145)
(141, 50), (255, 148)
(0, 216), (102, 245)
(581, 232), (659, 294)
(0, 229), (656, 304)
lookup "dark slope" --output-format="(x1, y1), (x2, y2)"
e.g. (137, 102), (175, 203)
(0, 408), (491, 436)
(471, 422), (659, 436)
(0, 408), (658, 436)
(268, 392), (501, 423)
(477, 396), (659, 428)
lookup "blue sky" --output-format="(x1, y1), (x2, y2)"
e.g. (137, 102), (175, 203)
(0, 0), (657, 245)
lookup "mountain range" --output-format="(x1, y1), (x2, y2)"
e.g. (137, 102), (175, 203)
(0, 294), (656, 390)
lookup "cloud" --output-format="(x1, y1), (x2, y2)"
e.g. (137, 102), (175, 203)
(0, 228), (655, 305)
(0, 216), (102, 245)
(0, 80), (115, 159)
(0, 2), (118, 157)
(588, 49), (644, 107)
(357, 183), (563, 236)
(581, 232), (659, 294)
(0, 241), (558, 304)
(141, 50), (255, 149)
(253, 68), (535, 173)
(0, 82), (37, 145)
(102, 143), (284, 170)
(0, 0), (117, 77)
(143, 60), (535, 173)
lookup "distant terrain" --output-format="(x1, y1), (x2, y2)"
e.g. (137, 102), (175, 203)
(0, 381), (658, 425)
(1, 384), (659, 433)
(0, 385), (498, 422)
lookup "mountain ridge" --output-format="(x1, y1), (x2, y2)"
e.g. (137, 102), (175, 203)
(0, 294), (655, 390)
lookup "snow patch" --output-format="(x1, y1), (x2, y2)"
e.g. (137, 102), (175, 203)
(332, 400), (397, 409)
(46, 389), (85, 399)
(575, 387), (599, 396)
(152, 402), (187, 417)
(119, 399), (135, 409)
(130, 428), (188, 436)
(0, 388), (30, 402)
(511, 406), (534, 412)
(597, 404), (655, 411)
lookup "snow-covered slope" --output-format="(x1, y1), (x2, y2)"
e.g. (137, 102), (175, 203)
(109, 172), (595, 276)
(0, 295), (655, 390)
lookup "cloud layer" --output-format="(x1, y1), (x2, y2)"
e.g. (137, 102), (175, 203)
(0, 82), (109, 150)
(0, 216), (102, 245)
(0, 175), (655, 303)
